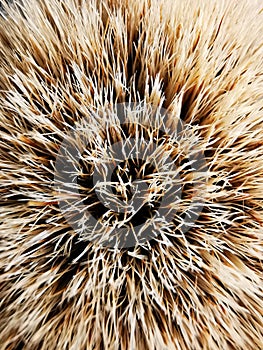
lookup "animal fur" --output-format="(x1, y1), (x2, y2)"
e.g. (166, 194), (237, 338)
(0, 0), (263, 349)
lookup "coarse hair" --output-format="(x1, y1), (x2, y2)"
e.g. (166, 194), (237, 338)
(0, 0), (263, 349)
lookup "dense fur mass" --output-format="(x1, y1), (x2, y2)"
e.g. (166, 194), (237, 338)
(0, 0), (263, 349)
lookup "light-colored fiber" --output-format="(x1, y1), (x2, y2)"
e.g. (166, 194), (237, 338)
(0, 0), (263, 349)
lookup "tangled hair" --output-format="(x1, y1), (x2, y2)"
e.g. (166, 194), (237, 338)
(0, 0), (263, 349)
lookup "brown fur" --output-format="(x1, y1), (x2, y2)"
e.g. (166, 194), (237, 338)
(0, 0), (263, 349)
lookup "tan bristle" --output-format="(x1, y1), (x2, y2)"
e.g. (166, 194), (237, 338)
(0, 0), (263, 349)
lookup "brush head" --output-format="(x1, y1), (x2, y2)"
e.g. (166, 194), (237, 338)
(0, 0), (263, 349)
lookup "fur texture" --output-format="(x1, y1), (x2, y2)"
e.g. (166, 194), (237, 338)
(0, 0), (263, 349)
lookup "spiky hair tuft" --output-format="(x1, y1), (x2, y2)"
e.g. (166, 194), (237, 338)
(0, 0), (263, 349)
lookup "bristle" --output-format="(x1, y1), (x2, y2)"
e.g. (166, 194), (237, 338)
(0, 0), (263, 349)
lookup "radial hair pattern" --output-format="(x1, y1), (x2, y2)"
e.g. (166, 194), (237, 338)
(0, 0), (263, 349)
